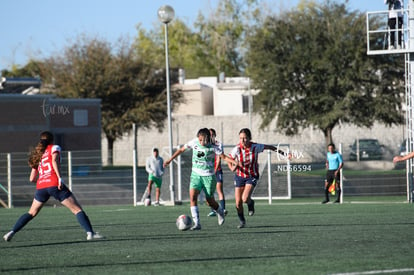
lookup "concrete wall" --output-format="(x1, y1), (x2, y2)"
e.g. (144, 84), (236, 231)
(103, 114), (405, 166)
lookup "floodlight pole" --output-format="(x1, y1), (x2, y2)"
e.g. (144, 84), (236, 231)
(158, 5), (175, 204)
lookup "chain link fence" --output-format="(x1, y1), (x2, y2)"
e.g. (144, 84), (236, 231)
(0, 140), (409, 208)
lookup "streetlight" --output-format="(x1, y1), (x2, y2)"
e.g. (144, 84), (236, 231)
(158, 5), (175, 204)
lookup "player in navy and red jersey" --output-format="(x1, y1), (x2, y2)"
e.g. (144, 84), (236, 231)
(3, 131), (103, 242)
(207, 128), (227, 217)
(228, 128), (290, 228)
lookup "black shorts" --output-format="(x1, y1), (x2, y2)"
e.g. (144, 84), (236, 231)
(215, 170), (223, 183)
(234, 174), (258, 188)
(326, 170), (340, 185)
(34, 184), (72, 203)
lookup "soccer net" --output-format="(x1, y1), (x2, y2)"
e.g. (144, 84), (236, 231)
(249, 144), (292, 201)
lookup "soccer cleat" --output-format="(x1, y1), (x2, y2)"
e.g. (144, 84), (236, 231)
(153, 201), (160, 206)
(334, 199), (340, 203)
(322, 199), (330, 204)
(3, 231), (15, 242)
(237, 221), (246, 229)
(224, 209), (228, 216)
(248, 199), (255, 216)
(207, 211), (217, 217)
(217, 208), (225, 226)
(87, 232), (104, 241)
(190, 224), (201, 231)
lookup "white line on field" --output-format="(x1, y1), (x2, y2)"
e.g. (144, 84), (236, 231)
(330, 268), (414, 275)
(102, 208), (133, 212)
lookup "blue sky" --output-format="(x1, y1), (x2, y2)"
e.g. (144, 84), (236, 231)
(0, 0), (388, 71)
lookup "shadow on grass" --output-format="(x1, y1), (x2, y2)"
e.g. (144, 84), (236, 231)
(3, 227), (296, 249)
(0, 253), (305, 273)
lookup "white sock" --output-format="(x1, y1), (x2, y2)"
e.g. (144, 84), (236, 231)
(190, 206), (199, 225)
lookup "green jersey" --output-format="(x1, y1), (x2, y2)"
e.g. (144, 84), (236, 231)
(185, 138), (223, 176)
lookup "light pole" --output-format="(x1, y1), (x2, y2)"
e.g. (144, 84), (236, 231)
(158, 5), (175, 204)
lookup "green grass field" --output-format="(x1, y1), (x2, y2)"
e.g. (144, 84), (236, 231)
(1, 198), (414, 275)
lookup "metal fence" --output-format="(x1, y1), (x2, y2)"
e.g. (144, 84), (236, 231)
(0, 141), (409, 208)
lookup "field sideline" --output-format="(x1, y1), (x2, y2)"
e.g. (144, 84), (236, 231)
(1, 198), (413, 275)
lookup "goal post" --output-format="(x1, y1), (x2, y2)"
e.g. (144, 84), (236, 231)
(251, 144), (292, 202)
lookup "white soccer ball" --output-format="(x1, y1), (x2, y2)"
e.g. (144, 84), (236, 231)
(144, 198), (151, 206)
(176, 214), (192, 231)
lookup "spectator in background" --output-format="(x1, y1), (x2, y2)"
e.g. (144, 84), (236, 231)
(385, 0), (404, 50)
(145, 148), (164, 206)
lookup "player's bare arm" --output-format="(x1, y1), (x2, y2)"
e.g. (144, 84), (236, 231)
(29, 168), (38, 183)
(227, 161), (237, 172)
(220, 154), (239, 170)
(264, 144), (292, 159)
(393, 151), (414, 163)
(52, 152), (63, 190)
(334, 165), (342, 177)
(164, 147), (186, 167)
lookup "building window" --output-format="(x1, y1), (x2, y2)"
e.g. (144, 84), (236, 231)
(242, 95), (249, 113)
(74, 109), (88, 126)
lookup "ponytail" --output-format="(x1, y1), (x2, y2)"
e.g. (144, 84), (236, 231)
(28, 131), (54, 168)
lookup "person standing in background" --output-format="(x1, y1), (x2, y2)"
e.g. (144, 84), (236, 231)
(385, 0), (404, 49)
(145, 148), (164, 206)
(322, 143), (343, 204)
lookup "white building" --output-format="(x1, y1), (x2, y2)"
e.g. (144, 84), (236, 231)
(173, 74), (259, 117)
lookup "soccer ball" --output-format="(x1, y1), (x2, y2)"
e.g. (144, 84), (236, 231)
(176, 214), (192, 231)
(144, 198), (151, 206)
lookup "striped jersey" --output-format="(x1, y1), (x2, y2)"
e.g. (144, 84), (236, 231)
(213, 140), (223, 172)
(37, 144), (61, 189)
(230, 142), (265, 178)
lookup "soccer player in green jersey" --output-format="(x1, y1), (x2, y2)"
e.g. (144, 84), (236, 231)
(164, 128), (238, 230)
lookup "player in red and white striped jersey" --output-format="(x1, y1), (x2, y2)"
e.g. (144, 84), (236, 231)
(229, 128), (289, 228)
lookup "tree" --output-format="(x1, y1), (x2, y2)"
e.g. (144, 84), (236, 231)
(194, 0), (247, 76)
(40, 36), (181, 164)
(133, 0), (263, 79)
(1, 60), (44, 78)
(246, 0), (404, 145)
(134, 20), (216, 79)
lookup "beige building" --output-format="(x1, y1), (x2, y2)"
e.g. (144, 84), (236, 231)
(173, 82), (213, 116)
(175, 75), (258, 117)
